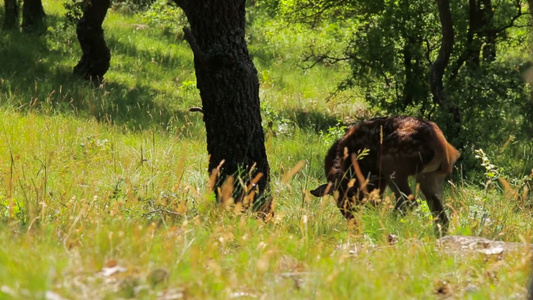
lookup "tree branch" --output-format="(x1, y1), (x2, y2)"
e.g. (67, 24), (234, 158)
(481, 1), (523, 36)
(301, 49), (351, 69)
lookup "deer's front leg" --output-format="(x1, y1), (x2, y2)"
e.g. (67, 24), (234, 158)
(388, 176), (415, 214)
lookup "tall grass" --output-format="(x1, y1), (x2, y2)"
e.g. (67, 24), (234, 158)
(0, 1), (532, 298)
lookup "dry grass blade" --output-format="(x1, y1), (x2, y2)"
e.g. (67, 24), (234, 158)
(282, 160), (306, 184)
(219, 176), (235, 208)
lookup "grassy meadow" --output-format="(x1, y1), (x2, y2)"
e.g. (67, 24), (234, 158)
(0, 1), (532, 299)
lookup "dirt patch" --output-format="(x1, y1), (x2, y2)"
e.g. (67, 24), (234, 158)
(437, 235), (532, 255)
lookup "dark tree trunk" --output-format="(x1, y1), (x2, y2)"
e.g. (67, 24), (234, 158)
(451, 0), (482, 79)
(402, 36), (426, 110)
(480, 0), (496, 62)
(402, 41), (414, 108)
(400, 0), (414, 108)
(529, 278), (533, 300)
(430, 0), (461, 137)
(3, 0), (19, 30)
(174, 0), (271, 215)
(451, 0), (520, 78)
(73, 0), (111, 81)
(529, 264), (533, 300)
(22, 0), (45, 30)
(467, 0), (482, 66)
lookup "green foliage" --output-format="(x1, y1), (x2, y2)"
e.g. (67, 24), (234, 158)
(248, 0), (281, 18)
(261, 102), (294, 136)
(447, 62), (533, 178)
(63, 1), (84, 25)
(112, 0), (156, 12)
(319, 122), (345, 146)
(139, 0), (187, 36)
(280, 0), (440, 113)
(0, 195), (26, 221)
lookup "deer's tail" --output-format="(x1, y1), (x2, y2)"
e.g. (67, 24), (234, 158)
(423, 122), (460, 174)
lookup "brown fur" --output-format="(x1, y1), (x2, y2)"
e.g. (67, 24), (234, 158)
(311, 116), (460, 232)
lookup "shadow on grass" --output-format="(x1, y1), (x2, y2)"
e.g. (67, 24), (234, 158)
(278, 108), (340, 133)
(0, 17), (72, 85)
(0, 13), (339, 135)
(292, 108), (339, 132)
(105, 34), (193, 73)
(0, 17), (205, 134)
(85, 81), (204, 135)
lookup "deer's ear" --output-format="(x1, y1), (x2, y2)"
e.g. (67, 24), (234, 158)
(310, 184), (330, 197)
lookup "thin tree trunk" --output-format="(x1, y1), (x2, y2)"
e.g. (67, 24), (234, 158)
(450, 0), (481, 80)
(22, 0), (45, 30)
(175, 0), (271, 215)
(430, 0), (461, 137)
(528, 0), (533, 104)
(400, 0), (414, 108)
(481, 0), (496, 62)
(402, 41), (414, 108)
(73, 0), (111, 81)
(3, 0), (19, 30)
(529, 274), (533, 300)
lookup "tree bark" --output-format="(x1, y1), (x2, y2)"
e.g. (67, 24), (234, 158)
(22, 0), (45, 30)
(480, 0), (496, 62)
(450, 0), (481, 80)
(451, 0), (521, 78)
(529, 273), (533, 300)
(402, 41), (414, 108)
(174, 0), (271, 215)
(3, 0), (19, 30)
(73, 0), (111, 82)
(430, 0), (461, 137)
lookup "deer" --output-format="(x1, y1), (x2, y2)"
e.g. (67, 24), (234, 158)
(311, 116), (460, 232)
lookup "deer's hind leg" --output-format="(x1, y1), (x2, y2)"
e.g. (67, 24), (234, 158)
(416, 172), (449, 232)
(388, 175), (417, 214)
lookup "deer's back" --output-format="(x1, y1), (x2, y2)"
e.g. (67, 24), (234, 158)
(328, 116), (441, 178)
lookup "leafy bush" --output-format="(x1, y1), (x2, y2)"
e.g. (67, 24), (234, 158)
(445, 62), (533, 179)
(319, 123), (345, 146)
(113, 0), (157, 12)
(63, 1), (84, 24)
(261, 102), (294, 136)
(139, 0), (188, 36)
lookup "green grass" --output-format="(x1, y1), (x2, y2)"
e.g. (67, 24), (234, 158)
(0, 1), (532, 299)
